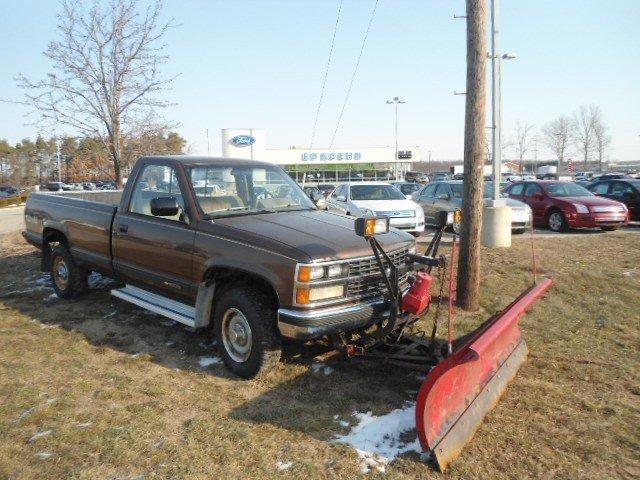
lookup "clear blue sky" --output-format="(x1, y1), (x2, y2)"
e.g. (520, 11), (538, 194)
(1, 0), (638, 161)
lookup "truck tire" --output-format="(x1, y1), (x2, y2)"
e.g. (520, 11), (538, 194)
(50, 245), (87, 299)
(213, 286), (282, 379)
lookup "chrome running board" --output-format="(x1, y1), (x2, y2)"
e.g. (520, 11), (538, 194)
(111, 284), (196, 327)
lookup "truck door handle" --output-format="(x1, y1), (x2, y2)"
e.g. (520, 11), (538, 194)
(118, 225), (128, 234)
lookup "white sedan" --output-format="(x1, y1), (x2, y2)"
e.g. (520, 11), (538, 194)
(326, 182), (425, 235)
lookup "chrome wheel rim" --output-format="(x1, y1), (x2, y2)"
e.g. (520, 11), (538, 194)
(52, 256), (69, 291)
(221, 308), (252, 363)
(549, 212), (563, 231)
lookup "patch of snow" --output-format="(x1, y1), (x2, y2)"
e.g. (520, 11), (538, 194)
(45, 397), (58, 405)
(161, 319), (176, 326)
(46, 293), (58, 301)
(35, 452), (56, 460)
(40, 323), (59, 329)
(332, 402), (421, 474)
(165, 341), (175, 347)
(87, 272), (115, 288)
(311, 362), (334, 376)
(75, 422), (93, 428)
(623, 269), (638, 277)
(28, 430), (52, 443)
(102, 310), (118, 319)
(199, 340), (217, 349)
(339, 420), (350, 427)
(198, 356), (222, 367)
(16, 406), (36, 422)
(276, 461), (293, 471)
(333, 414), (340, 420)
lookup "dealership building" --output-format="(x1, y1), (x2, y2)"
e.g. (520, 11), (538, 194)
(221, 128), (421, 183)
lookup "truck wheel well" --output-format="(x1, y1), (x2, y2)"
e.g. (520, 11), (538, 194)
(204, 267), (279, 309)
(42, 228), (68, 272)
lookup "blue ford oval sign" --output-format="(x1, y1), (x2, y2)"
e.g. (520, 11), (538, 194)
(231, 135), (256, 146)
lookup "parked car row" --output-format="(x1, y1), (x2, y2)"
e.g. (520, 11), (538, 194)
(44, 180), (118, 191)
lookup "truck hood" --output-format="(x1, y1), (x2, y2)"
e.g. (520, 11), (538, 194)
(211, 210), (414, 262)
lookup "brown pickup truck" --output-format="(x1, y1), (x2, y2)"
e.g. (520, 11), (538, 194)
(23, 156), (415, 378)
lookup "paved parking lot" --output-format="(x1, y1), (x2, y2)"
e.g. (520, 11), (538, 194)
(0, 205), (25, 235)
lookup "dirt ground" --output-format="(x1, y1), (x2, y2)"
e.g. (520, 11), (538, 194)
(0, 228), (638, 479)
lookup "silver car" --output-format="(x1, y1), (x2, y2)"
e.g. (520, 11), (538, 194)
(412, 180), (532, 234)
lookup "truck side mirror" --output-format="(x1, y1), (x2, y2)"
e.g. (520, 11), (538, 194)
(150, 196), (180, 217)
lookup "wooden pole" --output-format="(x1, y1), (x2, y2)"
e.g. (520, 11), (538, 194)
(457, 0), (488, 311)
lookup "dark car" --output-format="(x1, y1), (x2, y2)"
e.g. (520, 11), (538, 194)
(588, 179), (640, 221)
(505, 181), (629, 232)
(390, 181), (422, 198)
(0, 185), (20, 197)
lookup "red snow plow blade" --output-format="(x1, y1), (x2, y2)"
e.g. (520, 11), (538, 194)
(415, 277), (553, 471)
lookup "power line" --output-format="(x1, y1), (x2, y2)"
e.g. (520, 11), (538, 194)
(309, 0), (343, 150)
(329, 0), (380, 149)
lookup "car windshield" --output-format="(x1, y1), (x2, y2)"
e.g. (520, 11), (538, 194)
(546, 182), (593, 197)
(188, 164), (315, 217)
(450, 184), (463, 198)
(350, 184), (407, 201)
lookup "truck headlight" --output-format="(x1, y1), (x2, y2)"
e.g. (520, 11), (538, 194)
(297, 263), (348, 281)
(572, 203), (589, 214)
(297, 265), (325, 281)
(296, 285), (346, 304)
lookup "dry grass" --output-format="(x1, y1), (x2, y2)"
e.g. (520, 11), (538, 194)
(0, 229), (638, 479)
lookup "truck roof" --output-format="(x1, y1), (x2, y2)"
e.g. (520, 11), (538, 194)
(138, 155), (275, 168)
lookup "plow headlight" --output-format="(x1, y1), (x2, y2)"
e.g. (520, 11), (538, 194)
(355, 217), (390, 237)
(296, 285), (346, 304)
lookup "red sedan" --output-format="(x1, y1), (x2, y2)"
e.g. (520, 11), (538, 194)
(505, 181), (629, 232)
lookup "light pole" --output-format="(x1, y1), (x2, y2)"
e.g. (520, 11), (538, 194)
(386, 96), (405, 180)
(489, 0), (515, 200)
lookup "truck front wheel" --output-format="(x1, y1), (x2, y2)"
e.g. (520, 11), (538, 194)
(213, 287), (282, 379)
(50, 245), (87, 299)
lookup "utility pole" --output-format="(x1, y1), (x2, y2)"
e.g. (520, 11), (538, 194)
(386, 96), (405, 180)
(428, 150), (433, 172)
(457, 0), (488, 311)
(533, 136), (538, 174)
(56, 139), (61, 184)
(206, 129), (210, 155)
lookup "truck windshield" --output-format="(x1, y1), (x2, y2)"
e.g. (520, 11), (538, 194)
(188, 165), (315, 217)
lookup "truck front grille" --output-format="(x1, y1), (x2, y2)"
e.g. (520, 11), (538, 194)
(346, 246), (410, 300)
(348, 247), (410, 277)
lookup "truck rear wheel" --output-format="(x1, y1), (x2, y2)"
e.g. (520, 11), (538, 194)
(50, 245), (87, 299)
(213, 286), (281, 379)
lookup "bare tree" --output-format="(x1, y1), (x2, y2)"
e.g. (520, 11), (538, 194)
(17, 0), (177, 186)
(541, 116), (572, 163)
(512, 121), (534, 172)
(572, 105), (599, 165)
(592, 109), (611, 173)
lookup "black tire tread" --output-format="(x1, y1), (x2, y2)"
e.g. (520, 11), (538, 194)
(50, 245), (87, 299)
(213, 286), (281, 379)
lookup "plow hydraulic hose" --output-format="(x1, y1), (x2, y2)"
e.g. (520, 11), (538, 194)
(415, 278), (553, 471)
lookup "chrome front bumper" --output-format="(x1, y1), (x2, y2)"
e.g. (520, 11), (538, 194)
(277, 297), (391, 340)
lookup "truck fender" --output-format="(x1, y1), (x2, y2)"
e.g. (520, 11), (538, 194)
(194, 279), (216, 328)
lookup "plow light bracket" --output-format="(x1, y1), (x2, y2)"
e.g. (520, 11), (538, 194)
(355, 217), (390, 237)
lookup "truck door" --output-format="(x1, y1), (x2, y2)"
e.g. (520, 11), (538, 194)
(112, 162), (197, 302)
